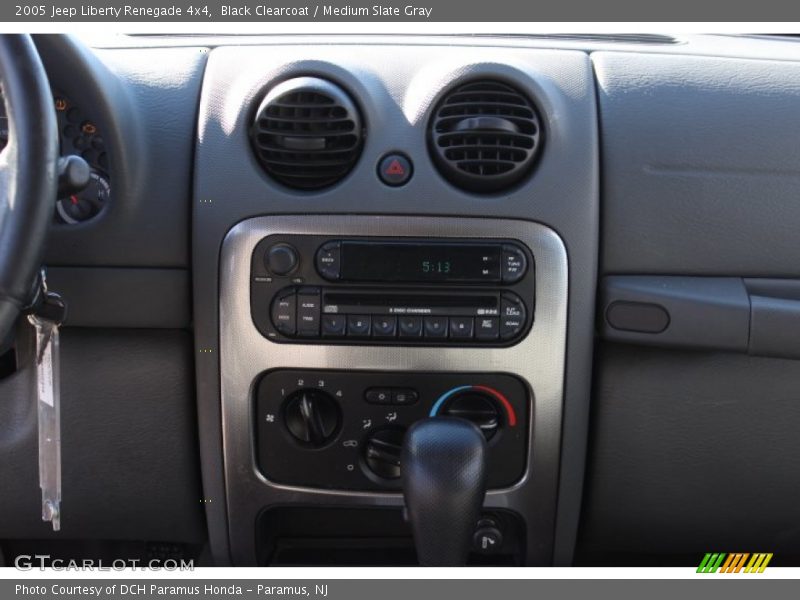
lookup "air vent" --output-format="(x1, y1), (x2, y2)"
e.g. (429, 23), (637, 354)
(251, 77), (364, 190)
(429, 80), (543, 193)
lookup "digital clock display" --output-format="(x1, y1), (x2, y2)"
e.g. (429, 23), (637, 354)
(340, 241), (501, 282)
(421, 260), (452, 274)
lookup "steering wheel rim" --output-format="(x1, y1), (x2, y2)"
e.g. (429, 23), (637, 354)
(0, 34), (59, 340)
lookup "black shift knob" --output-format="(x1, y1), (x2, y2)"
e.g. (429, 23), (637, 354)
(401, 417), (488, 566)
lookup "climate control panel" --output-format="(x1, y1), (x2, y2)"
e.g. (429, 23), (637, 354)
(255, 369), (529, 491)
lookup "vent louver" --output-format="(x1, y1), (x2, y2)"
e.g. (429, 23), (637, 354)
(251, 77), (364, 190)
(429, 80), (543, 193)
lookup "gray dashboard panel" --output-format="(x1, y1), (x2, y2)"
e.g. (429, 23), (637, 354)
(192, 44), (598, 564)
(46, 267), (190, 328)
(580, 343), (800, 560)
(34, 35), (207, 269)
(594, 51), (800, 277)
(0, 328), (205, 543)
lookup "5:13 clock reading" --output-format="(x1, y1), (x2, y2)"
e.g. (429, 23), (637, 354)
(421, 260), (452, 274)
(340, 241), (502, 282)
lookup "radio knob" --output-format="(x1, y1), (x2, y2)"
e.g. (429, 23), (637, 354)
(283, 389), (340, 447)
(501, 244), (527, 284)
(499, 294), (526, 340)
(266, 243), (299, 276)
(315, 241), (341, 280)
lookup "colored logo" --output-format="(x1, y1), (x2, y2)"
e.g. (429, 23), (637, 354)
(697, 553), (773, 573)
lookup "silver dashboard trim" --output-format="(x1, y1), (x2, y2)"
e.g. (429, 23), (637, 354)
(219, 215), (568, 565)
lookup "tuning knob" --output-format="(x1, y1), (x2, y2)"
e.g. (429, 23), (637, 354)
(283, 389), (340, 447)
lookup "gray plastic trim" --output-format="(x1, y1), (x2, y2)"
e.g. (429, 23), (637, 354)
(594, 51), (800, 277)
(749, 295), (800, 359)
(46, 267), (190, 328)
(601, 276), (750, 352)
(580, 341), (800, 561)
(219, 215), (568, 566)
(745, 279), (800, 359)
(602, 275), (800, 360)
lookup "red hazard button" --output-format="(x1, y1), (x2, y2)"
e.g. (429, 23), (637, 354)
(378, 153), (413, 187)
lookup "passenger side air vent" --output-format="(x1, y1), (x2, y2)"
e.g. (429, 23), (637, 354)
(429, 80), (543, 193)
(251, 77), (364, 190)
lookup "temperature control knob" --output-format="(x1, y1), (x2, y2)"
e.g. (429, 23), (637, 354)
(283, 389), (340, 447)
(441, 390), (500, 440)
(431, 385), (517, 441)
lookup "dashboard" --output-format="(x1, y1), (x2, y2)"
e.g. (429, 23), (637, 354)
(1, 33), (800, 568)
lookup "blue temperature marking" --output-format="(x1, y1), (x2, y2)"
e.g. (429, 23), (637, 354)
(429, 385), (473, 417)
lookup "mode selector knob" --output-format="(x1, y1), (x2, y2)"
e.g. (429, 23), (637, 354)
(283, 389), (340, 447)
(266, 243), (299, 276)
(364, 426), (406, 480)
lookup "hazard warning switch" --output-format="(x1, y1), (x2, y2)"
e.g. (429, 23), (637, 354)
(378, 153), (413, 187)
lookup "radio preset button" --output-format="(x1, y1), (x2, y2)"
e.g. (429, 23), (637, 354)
(500, 295), (526, 339)
(316, 242), (341, 280)
(321, 314), (347, 337)
(424, 316), (448, 338)
(372, 315), (398, 338)
(449, 317), (475, 339)
(398, 316), (423, 338)
(502, 244), (527, 284)
(297, 290), (321, 336)
(475, 317), (500, 340)
(271, 291), (297, 335)
(347, 315), (372, 337)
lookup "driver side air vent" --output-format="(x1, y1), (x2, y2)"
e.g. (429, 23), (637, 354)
(429, 80), (543, 193)
(251, 77), (364, 190)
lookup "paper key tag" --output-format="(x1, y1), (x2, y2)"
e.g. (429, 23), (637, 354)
(28, 308), (63, 532)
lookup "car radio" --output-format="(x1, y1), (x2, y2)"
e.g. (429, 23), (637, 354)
(250, 235), (536, 346)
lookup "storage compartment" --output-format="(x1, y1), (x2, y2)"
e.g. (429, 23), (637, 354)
(256, 508), (524, 566)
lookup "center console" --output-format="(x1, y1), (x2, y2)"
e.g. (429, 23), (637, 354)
(219, 215), (567, 565)
(194, 42), (597, 567)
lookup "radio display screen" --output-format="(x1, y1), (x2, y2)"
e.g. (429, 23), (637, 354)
(340, 241), (501, 282)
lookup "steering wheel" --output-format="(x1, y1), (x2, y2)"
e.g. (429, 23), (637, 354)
(0, 35), (59, 341)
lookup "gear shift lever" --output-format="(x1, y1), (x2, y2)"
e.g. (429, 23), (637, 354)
(401, 417), (488, 566)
